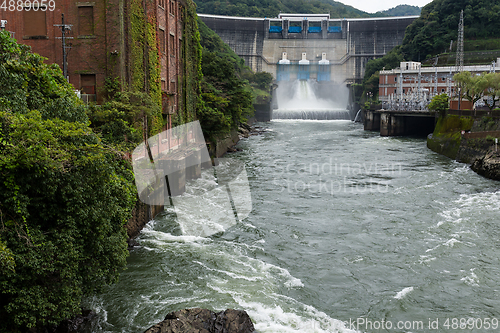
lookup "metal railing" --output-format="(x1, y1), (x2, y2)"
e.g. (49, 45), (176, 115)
(80, 94), (96, 104)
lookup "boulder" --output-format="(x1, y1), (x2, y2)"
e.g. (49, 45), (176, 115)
(144, 308), (255, 333)
(471, 151), (500, 181)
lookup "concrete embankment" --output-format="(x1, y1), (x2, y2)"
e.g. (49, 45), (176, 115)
(125, 123), (258, 241)
(427, 112), (500, 180)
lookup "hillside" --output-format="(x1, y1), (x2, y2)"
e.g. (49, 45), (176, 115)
(193, 0), (374, 18)
(401, 0), (500, 61)
(377, 4), (421, 16)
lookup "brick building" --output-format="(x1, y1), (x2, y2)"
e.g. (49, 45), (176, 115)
(1, 0), (186, 129)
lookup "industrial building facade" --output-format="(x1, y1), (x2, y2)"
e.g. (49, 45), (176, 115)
(1, 0), (185, 123)
(379, 60), (499, 108)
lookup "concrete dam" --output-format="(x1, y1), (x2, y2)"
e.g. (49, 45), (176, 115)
(199, 13), (417, 119)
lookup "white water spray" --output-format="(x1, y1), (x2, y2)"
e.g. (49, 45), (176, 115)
(274, 80), (350, 120)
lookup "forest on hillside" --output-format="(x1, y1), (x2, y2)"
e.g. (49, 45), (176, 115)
(193, 0), (373, 18)
(402, 0), (500, 61)
(361, 0), (500, 100)
(377, 5), (421, 16)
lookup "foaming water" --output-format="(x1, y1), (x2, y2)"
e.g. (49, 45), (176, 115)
(86, 120), (500, 332)
(273, 109), (350, 120)
(274, 80), (350, 120)
(84, 211), (358, 333)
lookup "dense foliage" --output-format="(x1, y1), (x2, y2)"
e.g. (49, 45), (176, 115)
(197, 19), (272, 140)
(361, 48), (404, 101)
(454, 72), (500, 109)
(428, 93), (450, 116)
(377, 5), (421, 17)
(86, 91), (161, 150)
(401, 0), (500, 62)
(193, 0), (372, 18)
(0, 31), (136, 331)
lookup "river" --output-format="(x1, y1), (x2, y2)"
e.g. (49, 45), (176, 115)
(86, 120), (500, 332)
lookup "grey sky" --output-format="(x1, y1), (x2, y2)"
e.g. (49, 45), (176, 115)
(340, 0), (432, 14)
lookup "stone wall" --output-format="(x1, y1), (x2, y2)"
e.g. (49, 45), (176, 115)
(126, 198), (164, 239)
(428, 114), (500, 180)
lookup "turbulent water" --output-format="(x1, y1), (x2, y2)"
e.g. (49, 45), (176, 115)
(86, 120), (500, 333)
(273, 80), (351, 120)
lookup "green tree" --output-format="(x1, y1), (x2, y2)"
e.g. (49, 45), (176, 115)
(362, 47), (404, 101)
(428, 93), (450, 116)
(197, 18), (265, 141)
(483, 73), (500, 109)
(0, 31), (135, 331)
(454, 71), (490, 107)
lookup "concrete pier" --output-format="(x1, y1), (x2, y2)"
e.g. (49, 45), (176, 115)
(364, 110), (436, 136)
(164, 155), (186, 197)
(364, 110), (381, 131)
(185, 145), (204, 181)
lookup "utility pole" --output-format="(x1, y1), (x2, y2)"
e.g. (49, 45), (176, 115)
(399, 70), (403, 107)
(456, 10), (464, 73)
(54, 14), (72, 82)
(456, 10), (464, 109)
(418, 64), (421, 103)
(434, 66), (438, 97)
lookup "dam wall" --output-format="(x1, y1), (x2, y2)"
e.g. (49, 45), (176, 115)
(198, 14), (417, 84)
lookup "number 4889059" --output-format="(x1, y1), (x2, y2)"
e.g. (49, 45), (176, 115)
(1, 0), (56, 12)
(443, 318), (498, 330)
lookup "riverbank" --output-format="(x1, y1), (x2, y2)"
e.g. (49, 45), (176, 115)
(87, 120), (500, 332)
(124, 121), (264, 245)
(427, 113), (500, 180)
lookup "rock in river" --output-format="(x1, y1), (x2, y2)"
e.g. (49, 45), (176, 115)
(471, 151), (500, 181)
(144, 308), (255, 333)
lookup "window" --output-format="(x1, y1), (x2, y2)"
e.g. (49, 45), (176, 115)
(80, 74), (96, 94)
(394, 77), (397, 82)
(170, 34), (175, 56)
(170, 0), (176, 14)
(159, 0), (165, 8)
(159, 29), (165, 54)
(24, 11), (46, 37)
(441, 88), (445, 92)
(78, 6), (94, 36)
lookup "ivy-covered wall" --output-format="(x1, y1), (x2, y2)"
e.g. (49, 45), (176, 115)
(129, 0), (163, 138)
(176, 0), (203, 127)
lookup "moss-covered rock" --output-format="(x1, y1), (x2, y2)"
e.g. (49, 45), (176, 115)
(427, 115), (474, 159)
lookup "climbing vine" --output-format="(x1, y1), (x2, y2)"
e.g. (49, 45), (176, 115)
(129, 0), (162, 137)
(130, 0), (145, 93)
(177, 0), (203, 126)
